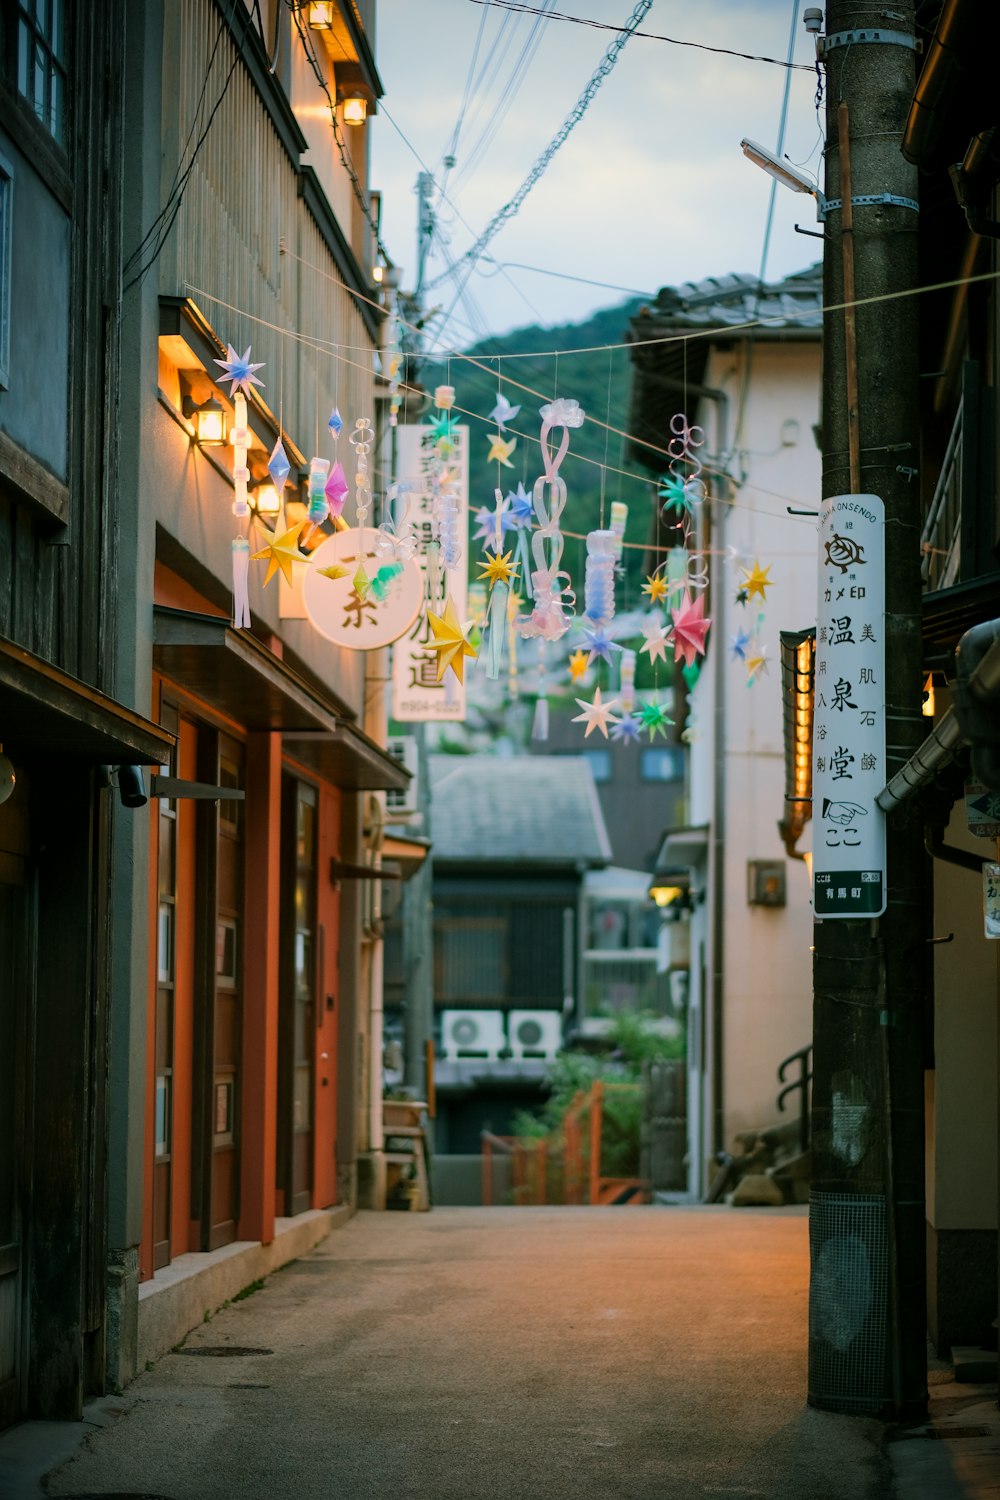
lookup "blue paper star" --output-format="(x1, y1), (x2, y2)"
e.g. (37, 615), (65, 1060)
(328, 406), (344, 437)
(214, 344), (265, 396)
(473, 500), (514, 549)
(730, 628), (751, 661)
(610, 711), (641, 744)
(582, 626), (621, 667)
(506, 481), (534, 530)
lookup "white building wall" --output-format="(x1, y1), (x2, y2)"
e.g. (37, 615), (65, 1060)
(687, 339), (820, 1181)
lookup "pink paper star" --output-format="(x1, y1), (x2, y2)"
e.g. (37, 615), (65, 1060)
(670, 592), (711, 668)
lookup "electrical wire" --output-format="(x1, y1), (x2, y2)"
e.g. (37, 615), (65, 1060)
(463, 1), (813, 69)
(424, 0), (653, 295)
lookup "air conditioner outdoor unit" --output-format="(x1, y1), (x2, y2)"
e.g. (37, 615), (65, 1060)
(508, 1009), (562, 1061)
(440, 1009), (506, 1061)
(385, 735), (419, 819)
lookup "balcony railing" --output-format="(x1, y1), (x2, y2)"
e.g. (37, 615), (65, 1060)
(581, 949), (674, 1021)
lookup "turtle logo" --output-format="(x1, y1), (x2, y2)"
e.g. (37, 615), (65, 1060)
(825, 533), (866, 573)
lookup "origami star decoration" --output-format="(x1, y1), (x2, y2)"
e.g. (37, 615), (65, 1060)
(741, 560), (773, 603)
(670, 592), (711, 668)
(658, 473), (695, 518)
(642, 573), (669, 605)
(477, 550), (517, 588)
(251, 521), (307, 587)
(735, 587), (750, 606)
(490, 393), (521, 430)
(328, 406), (344, 437)
(214, 344), (265, 396)
(317, 562), (348, 580)
(746, 643), (770, 684)
(506, 481), (534, 529)
(568, 649), (589, 683)
(426, 411), (453, 443)
(425, 595), (477, 684)
(682, 660), (701, 690)
(486, 433), (517, 468)
(640, 615), (671, 665)
(611, 711), (642, 744)
(638, 698), (673, 741)
(267, 438), (291, 495)
(582, 626), (620, 667)
(730, 627), (752, 661)
(572, 686), (620, 739)
(473, 500), (514, 549)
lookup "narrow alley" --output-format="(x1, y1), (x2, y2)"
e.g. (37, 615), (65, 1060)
(24, 1206), (896, 1500)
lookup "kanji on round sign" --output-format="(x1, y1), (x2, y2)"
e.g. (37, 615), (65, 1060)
(303, 528), (423, 650)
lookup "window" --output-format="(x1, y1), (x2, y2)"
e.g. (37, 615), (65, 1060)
(640, 747), (683, 783)
(581, 748), (612, 784)
(17, 0), (68, 146)
(0, 153), (10, 389)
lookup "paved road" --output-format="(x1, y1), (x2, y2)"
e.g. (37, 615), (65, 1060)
(43, 1206), (889, 1500)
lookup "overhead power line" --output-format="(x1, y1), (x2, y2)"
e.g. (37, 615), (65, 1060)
(463, 0), (813, 69)
(424, 0), (654, 294)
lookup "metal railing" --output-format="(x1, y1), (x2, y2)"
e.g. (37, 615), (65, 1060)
(481, 1080), (649, 1206)
(581, 950), (674, 1020)
(776, 1044), (813, 1156)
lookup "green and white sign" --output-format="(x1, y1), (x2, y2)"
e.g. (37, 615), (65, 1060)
(812, 493), (886, 918)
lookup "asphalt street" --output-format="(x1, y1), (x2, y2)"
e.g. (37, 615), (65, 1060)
(28, 1204), (903, 1500)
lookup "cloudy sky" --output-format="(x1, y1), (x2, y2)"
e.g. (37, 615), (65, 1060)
(370, 0), (823, 347)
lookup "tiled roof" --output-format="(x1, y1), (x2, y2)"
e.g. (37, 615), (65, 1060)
(428, 754), (612, 865)
(635, 263), (823, 336)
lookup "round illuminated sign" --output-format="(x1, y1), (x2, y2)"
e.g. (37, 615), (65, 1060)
(302, 528), (423, 650)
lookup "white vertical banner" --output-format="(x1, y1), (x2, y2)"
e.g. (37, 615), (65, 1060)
(392, 422), (470, 722)
(812, 493), (887, 918)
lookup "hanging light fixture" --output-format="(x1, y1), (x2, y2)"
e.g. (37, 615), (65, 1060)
(252, 480), (281, 516)
(342, 95), (367, 126)
(308, 2), (334, 29)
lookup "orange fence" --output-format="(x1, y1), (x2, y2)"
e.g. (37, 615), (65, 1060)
(481, 1079), (649, 1207)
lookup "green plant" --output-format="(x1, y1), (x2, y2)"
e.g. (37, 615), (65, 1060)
(232, 1278), (265, 1303)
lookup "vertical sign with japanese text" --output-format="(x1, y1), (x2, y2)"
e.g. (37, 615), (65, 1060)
(392, 422), (470, 722)
(812, 493), (887, 918)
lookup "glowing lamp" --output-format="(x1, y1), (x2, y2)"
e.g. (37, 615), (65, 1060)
(342, 95), (367, 126)
(193, 396), (226, 446)
(308, 2), (333, 29)
(253, 481), (281, 516)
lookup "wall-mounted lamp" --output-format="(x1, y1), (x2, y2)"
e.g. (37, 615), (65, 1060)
(779, 628), (815, 858)
(308, 2), (333, 29)
(372, 264), (384, 284)
(648, 867), (695, 920)
(251, 480), (281, 515)
(740, 137), (826, 217)
(183, 394), (228, 447)
(342, 95), (367, 126)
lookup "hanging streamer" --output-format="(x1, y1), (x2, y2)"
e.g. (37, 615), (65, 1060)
(514, 398), (584, 642)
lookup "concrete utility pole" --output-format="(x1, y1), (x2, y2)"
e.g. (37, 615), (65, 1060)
(808, 2), (927, 1420)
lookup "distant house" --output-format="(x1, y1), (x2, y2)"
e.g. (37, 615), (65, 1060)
(628, 265), (823, 1196)
(428, 753), (610, 1152)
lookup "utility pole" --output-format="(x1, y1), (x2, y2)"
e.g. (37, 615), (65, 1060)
(808, 2), (927, 1420)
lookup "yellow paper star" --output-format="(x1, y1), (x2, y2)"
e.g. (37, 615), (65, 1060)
(741, 560), (773, 602)
(642, 574), (668, 604)
(318, 562), (348, 580)
(251, 521), (307, 587)
(568, 649), (589, 682)
(486, 433), (517, 468)
(426, 595), (477, 683)
(477, 550), (518, 588)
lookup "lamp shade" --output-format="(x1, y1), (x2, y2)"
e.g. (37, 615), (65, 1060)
(195, 397), (226, 447)
(342, 95), (367, 126)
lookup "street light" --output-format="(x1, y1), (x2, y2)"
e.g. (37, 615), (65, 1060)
(740, 137), (826, 216)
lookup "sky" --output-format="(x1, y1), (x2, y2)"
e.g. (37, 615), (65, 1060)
(370, 0), (824, 349)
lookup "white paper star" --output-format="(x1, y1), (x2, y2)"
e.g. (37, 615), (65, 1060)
(640, 614), (671, 665)
(572, 686), (620, 739)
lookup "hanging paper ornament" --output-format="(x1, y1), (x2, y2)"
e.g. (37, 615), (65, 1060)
(252, 521), (308, 587)
(638, 698), (673, 741)
(730, 627), (752, 661)
(583, 529), (617, 625)
(485, 433), (517, 467)
(506, 480), (535, 600)
(670, 592), (711, 668)
(214, 345), (264, 396)
(425, 595), (477, 683)
(642, 572), (668, 605)
(514, 399), (583, 642)
(609, 501), (628, 560)
(568, 649), (589, 683)
(582, 624), (619, 667)
(473, 494), (513, 551)
(682, 660), (702, 691)
(232, 536), (251, 629)
(619, 649), (636, 714)
(611, 711), (642, 745)
(349, 416), (374, 596)
(640, 613), (670, 665)
(746, 641), (770, 684)
(268, 438), (291, 498)
(422, 387), (463, 570)
(572, 686), (620, 740)
(375, 484), (417, 561)
(490, 393), (521, 430)
(325, 461), (349, 518)
(307, 456), (331, 530)
(659, 412), (707, 526)
(740, 560), (773, 602)
(328, 406), (344, 438)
